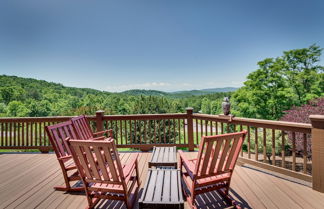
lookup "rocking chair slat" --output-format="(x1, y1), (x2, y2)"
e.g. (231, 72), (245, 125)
(200, 141), (214, 175)
(216, 137), (232, 173)
(224, 135), (240, 171)
(102, 146), (119, 182)
(209, 138), (223, 174)
(84, 146), (101, 180)
(92, 147), (110, 180)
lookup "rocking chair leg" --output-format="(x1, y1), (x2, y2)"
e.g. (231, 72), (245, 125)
(218, 189), (241, 209)
(54, 185), (84, 192)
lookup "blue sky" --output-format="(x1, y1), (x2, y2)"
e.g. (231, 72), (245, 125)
(0, 0), (323, 92)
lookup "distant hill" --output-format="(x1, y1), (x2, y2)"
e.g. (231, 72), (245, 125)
(121, 89), (169, 96)
(171, 87), (238, 96)
(121, 87), (238, 97)
(199, 87), (238, 93)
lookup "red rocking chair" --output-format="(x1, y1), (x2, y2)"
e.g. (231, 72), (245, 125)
(179, 131), (247, 208)
(66, 138), (141, 209)
(45, 121), (83, 191)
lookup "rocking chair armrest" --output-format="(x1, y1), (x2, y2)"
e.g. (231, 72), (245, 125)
(179, 150), (196, 179)
(93, 129), (113, 137)
(123, 153), (139, 178)
(91, 136), (106, 140)
(58, 155), (73, 161)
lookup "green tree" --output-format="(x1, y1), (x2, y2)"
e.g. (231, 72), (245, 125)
(283, 44), (324, 104)
(201, 98), (211, 114)
(6, 101), (30, 117)
(233, 45), (323, 120)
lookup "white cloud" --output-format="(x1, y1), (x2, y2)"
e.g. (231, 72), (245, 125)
(106, 82), (173, 92)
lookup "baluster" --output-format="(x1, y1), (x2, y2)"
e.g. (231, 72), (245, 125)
(134, 120), (137, 144)
(17, 122), (21, 147)
(183, 119), (186, 144)
(22, 122), (25, 146)
(240, 125), (243, 157)
(34, 122), (38, 146)
(1, 123), (3, 146)
(195, 119), (198, 144)
(292, 132), (296, 171)
(115, 121), (118, 144)
(255, 127), (258, 161)
(158, 120), (161, 143)
(144, 120), (147, 144)
(210, 121), (213, 135)
(38, 122), (41, 146)
(139, 120), (142, 144)
(248, 126), (251, 159)
(303, 133), (307, 174)
(215, 121), (218, 135)
(281, 130), (285, 168)
(30, 122), (33, 147)
(9, 122), (12, 146)
(163, 120), (166, 143)
(205, 120), (208, 136)
(200, 119), (203, 137)
(13, 122), (16, 147)
(124, 120), (127, 144)
(168, 119), (171, 144)
(129, 120), (132, 144)
(178, 119), (181, 144)
(263, 128), (267, 163)
(221, 123), (224, 134)
(272, 129), (276, 166)
(173, 119), (176, 144)
(120, 120), (123, 145)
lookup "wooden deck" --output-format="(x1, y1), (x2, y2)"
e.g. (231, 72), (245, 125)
(0, 152), (324, 209)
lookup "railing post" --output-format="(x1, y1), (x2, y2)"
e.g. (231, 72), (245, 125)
(96, 110), (105, 132)
(310, 115), (324, 193)
(186, 107), (194, 151)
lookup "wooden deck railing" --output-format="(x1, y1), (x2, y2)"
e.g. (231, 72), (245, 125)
(0, 109), (323, 192)
(192, 113), (313, 182)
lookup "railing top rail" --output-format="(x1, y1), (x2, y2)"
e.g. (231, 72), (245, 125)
(0, 116), (73, 123)
(193, 113), (312, 133)
(100, 113), (188, 121)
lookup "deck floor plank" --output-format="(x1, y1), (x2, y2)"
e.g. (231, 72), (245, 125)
(0, 152), (323, 209)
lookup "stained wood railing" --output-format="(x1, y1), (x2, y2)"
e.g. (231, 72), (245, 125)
(89, 112), (190, 150)
(0, 116), (72, 152)
(192, 114), (313, 182)
(1, 109), (323, 190)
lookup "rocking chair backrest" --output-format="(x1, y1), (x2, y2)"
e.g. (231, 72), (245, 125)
(67, 139), (124, 184)
(71, 115), (93, 140)
(195, 131), (247, 178)
(45, 121), (78, 158)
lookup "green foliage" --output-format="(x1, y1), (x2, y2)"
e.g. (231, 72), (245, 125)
(6, 101), (30, 117)
(0, 75), (233, 117)
(232, 44), (323, 120)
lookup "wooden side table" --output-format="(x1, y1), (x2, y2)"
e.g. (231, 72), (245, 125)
(148, 146), (177, 168)
(139, 169), (184, 209)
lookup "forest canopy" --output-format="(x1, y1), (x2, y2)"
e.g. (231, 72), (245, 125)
(0, 75), (229, 117)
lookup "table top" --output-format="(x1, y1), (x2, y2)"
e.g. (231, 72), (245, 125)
(149, 146), (177, 166)
(139, 168), (184, 207)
